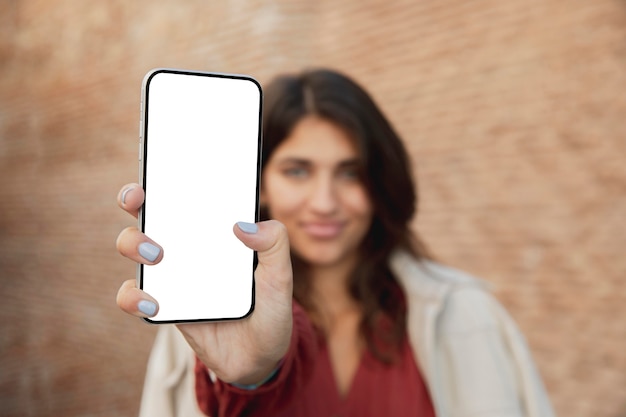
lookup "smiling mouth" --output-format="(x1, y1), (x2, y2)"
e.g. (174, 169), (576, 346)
(300, 222), (345, 239)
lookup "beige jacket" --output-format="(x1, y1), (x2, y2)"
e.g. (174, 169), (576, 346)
(138, 253), (556, 417)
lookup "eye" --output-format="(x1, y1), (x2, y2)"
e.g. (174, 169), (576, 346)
(283, 166), (309, 179)
(337, 165), (361, 181)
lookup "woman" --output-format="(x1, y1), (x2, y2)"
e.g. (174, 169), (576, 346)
(116, 69), (555, 416)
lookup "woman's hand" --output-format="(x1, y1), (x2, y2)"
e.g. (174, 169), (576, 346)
(115, 183), (293, 385)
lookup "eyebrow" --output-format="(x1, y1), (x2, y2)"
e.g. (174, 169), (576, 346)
(276, 157), (311, 166)
(276, 157), (361, 167)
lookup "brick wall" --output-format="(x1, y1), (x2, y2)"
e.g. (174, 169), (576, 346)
(0, 1), (624, 416)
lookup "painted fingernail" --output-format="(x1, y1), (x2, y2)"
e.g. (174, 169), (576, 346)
(138, 300), (157, 317)
(237, 221), (258, 234)
(138, 242), (161, 262)
(121, 187), (134, 205)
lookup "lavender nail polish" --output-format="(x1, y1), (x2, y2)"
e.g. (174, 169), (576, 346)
(237, 222), (258, 234)
(121, 187), (134, 205)
(138, 300), (157, 317)
(138, 242), (160, 262)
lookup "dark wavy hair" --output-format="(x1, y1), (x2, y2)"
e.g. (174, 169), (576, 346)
(261, 69), (430, 363)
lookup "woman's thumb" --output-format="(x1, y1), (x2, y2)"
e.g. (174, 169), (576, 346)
(233, 220), (293, 293)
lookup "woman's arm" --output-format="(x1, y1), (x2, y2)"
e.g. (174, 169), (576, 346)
(195, 301), (318, 417)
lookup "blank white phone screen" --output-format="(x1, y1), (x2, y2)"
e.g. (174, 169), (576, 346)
(139, 70), (261, 323)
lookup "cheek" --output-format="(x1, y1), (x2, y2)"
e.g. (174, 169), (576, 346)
(343, 187), (374, 232)
(262, 179), (305, 219)
(342, 186), (373, 220)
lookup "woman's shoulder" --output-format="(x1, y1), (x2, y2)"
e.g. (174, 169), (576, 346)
(390, 250), (489, 298)
(390, 250), (508, 332)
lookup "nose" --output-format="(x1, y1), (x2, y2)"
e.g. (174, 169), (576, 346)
(308, 174), (338, 214)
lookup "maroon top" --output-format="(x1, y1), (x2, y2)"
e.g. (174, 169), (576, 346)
(195, 303), (435, 417)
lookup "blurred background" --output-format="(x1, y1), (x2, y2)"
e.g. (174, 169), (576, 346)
(0, 0), (625, 416)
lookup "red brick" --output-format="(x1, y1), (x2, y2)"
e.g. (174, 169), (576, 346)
(1, 1), (624, 416)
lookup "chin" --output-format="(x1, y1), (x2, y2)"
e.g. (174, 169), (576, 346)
(294, 246), (353, 268)
(305, 256), (344, 268)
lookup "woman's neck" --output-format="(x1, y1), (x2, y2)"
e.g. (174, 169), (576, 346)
(307, 255), (362, 329)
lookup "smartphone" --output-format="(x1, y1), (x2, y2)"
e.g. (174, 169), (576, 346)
(138, 68), (262, 323)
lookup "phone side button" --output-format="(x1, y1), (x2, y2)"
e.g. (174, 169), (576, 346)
(139, 142), (143, 161)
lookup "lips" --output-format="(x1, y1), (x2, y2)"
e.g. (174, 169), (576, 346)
(300, 221), (346, 239)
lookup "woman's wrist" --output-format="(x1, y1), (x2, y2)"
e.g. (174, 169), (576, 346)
(229, 358), (285, 390)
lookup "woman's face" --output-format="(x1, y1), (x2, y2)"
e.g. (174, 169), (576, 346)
(261, 116), (373, 268)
